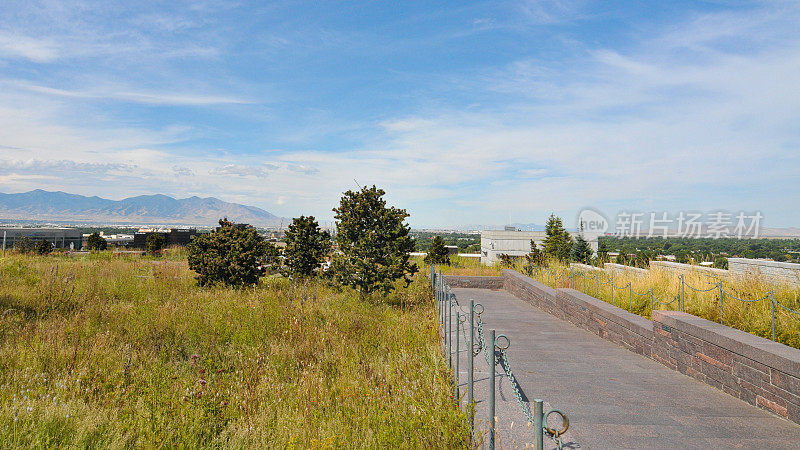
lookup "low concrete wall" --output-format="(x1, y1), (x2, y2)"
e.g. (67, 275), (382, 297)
(442, 275), (503, 289)
(650, 260), (728, 276)
(569, 262), (604, 272)
(498, 269), (800, 425)
(729, 258), (800, 286)
(604, 263), (648, 276)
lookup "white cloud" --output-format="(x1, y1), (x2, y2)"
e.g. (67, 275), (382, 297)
(0, 32), (58, 62)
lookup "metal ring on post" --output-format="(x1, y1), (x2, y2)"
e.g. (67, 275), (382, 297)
(494, 334), (510, 350)
(473, 303), (484, 315)
(544, 409), (569, 437)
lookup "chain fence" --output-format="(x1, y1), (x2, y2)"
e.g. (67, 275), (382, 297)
(432, 266), (569, 450)
(526, 265), (800, 344)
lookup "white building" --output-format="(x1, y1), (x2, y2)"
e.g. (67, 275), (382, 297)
(480, 229), (601, 265)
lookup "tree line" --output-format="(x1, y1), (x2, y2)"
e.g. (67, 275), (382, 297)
(186, 186), (417, 296)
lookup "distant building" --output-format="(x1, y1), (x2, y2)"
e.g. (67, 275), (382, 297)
(1, 227), (82, 250)
(133, 228), (199, 248)
(81, 233), (134, 248)
(480, 229), (600, 265)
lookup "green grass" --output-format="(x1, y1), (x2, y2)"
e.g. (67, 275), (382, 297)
(0, 252), (469, 448)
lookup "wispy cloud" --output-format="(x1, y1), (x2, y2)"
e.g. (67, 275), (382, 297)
(13, 82), (251, 106)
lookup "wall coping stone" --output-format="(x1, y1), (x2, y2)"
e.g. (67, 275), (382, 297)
(558, 288), (655, 339)
(653, 310), (800, 375)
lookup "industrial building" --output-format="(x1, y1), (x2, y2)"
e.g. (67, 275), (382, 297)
(480, 229), (601, 265)
(0, 227), (83, 251)
(133, 228), (199, 248)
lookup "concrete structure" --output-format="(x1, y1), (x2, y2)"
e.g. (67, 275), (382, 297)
(729, 258), (800, 286)
(1, 227), (82, 250)
(650, 260), (728, 276)
(480, 229), (600, 265)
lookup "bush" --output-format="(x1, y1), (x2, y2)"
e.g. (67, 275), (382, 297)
(86, 232), (107, 251)
(14, 236), (35, 254)
(34, 239), (52, 255)
(331, 186), (417, 296)
(146, 233), (166, 255)
(283, 215), (330, 277)
(187, 218), (277, 287)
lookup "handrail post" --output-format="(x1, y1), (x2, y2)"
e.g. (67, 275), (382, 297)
(534, 398), (544, 450)
(628, 283), (632, 311)
(447, 289), (452, 369)
(455, 311), (460, 401)
(719, 283), (724, 325)
(468, 299), (474, 432)
(770, 292), (776, 341)
(680, 275), (685, 311)
(488, 329), (496, 450)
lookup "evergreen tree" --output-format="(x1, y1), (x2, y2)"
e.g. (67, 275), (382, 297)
(86, 232), (107, 251)
(187, 218), (276, 287)
(283, 215), (331, 277)
(525, 239), (545, 267)
(424, 236), (450, 265)
(543, 214), (573, 261)
(570, 235), (593, 264)
(332, 186), (417, 296)
(596, 239), (610, 264)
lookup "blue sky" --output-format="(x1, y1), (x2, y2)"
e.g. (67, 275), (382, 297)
(1, 1), (799, 228)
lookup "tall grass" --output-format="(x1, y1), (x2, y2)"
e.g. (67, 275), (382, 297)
(0, 253), (470, 448)
(530, 262), (800, 349)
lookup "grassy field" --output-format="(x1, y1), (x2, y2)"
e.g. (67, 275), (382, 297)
(422, 256), (800, 349)
(0, 251), (470, 448)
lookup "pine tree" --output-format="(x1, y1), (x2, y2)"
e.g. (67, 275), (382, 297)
(570, 234), (593, 264)
(283, 215), (331, 277)
(424, 236), (450, 265)
(525, 239), (545, 267)
(596, 239), (610, 264)
(543, 214), (573, 261)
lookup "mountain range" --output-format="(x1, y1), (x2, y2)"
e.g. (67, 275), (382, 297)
(0, 190), (284, 227)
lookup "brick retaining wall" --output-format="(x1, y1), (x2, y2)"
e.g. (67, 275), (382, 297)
(498, 269), (800, 425)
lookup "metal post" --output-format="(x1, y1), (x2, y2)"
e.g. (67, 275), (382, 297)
(468, 299), (474, 431)
(534, 398), (544, 450)
(680, 275), (685, 311)
(488, 329), (496, 450)
(770, 292), (776, 341)
(455, 312), (460, 401)
(628, 283), (633, 311)
(610, 275), (614, 306)
(719, 283), (724, 325)
(447, 290), (452, 369)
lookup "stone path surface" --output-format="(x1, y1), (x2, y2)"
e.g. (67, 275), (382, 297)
(447, 287), (800, 449)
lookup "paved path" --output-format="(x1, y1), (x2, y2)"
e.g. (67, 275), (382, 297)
(446, 287), (800, 449)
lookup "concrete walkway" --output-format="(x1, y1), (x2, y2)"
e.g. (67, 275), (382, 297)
(448, 287), (800, 449)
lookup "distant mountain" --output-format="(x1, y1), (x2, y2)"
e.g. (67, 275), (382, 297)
(0, 190), (285, 226)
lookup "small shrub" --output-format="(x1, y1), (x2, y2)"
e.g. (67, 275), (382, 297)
(146, 233), (166, 256)
(86, 232), (107, 251)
